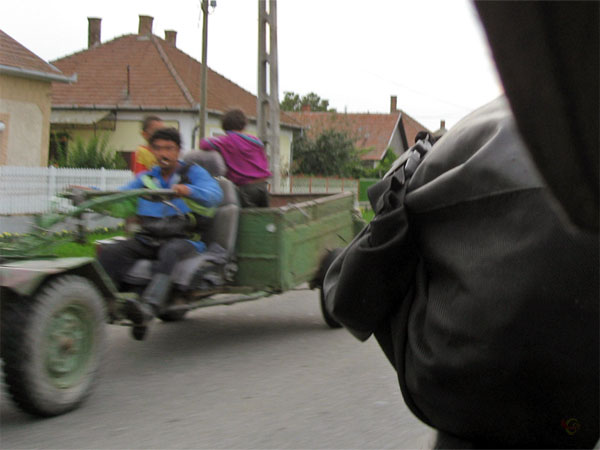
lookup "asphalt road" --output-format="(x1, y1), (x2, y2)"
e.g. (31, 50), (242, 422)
(1, 288), (433, 449)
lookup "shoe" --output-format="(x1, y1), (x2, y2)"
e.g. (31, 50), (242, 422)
(131, 325), (148, 341)
(125, 274), (172, 341)
(125, 297), (155, 325)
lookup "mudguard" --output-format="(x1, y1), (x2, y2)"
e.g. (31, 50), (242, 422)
(0, 257), (116, 298)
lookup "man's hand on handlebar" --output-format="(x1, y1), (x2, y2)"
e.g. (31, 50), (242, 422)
(172, 184), (190, 197)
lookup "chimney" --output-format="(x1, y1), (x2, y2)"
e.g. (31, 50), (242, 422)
(390, 95), (398, 113)
(138, 15), (154, 35)
(433, 119), (448, 139)
(88, 17), (101, 48)
(301, 104), (311, 112)
(164, 30), (177, 46)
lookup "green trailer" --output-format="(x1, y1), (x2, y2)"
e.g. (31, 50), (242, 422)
(0, 189), (363, 417)
(236, 193), (355, 291)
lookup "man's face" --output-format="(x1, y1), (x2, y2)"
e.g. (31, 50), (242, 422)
(151, 138), (180, 172)
(142, 120), (164, 145)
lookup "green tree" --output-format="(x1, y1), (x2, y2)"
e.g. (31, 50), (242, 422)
(280, 91), (301, 111)
(280, 91), (335, 112)
(362, 149), (398, 179)
(52, 134), (127, 170)
(291, 129), (363, 177)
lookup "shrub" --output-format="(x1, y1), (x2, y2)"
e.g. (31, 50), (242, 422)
(291, 129), (363, 177)
(52, 134), (127, 169)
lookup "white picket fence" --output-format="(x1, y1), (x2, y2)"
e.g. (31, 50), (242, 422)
(0, 166), (134, 215)
(0, 167), (360, 215)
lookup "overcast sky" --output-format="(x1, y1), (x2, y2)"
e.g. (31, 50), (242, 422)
(2, 0), (503, 131)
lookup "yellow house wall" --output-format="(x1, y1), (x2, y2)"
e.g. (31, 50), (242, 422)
(0, 74), (51, 166)
(52, 112), (294, 172)
(60, 119), (180, 153)
(279, 132), (291, 176)
(205, 116), (227, 141)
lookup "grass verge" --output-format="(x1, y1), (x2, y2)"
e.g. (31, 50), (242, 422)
(361, 208), (374, 222)
(52, 230), (125, 258)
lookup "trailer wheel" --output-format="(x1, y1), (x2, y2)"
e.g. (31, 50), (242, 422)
(1, 275), (106, 417)
(316, 248), (343, 329)
(320, 287), (342, 328)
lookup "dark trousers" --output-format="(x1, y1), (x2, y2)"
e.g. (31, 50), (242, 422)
(237, 181), (269, 207)
(98, 237), (196, 289)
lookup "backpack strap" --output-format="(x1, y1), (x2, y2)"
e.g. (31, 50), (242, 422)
(369, 137), (433, 213)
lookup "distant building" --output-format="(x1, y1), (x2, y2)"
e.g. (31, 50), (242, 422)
(50, 15), (300, 170)
(0, 30), (75, 166)
(289, 96), (430, 169)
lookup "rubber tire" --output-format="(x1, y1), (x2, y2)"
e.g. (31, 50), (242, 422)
(317, 248), (343, 329)
(1, 275), (107, 417)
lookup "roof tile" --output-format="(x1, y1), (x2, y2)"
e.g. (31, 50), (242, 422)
(290, 110), (430, 161)
(0, 29), (64, 76)
(50, 32), (297, 126)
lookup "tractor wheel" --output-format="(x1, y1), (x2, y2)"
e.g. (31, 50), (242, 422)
(316, 248), (343, 329)
(1, 275), (106, 417)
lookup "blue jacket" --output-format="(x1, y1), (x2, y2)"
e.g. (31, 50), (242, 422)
(121, 162), (223, 252)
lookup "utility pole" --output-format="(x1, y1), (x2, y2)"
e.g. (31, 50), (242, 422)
(258, 0), (281, 192)
(198, 0), (210, 140)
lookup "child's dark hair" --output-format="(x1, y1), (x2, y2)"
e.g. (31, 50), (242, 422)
(149, 127), (182, 148)
(221, 109), (247, 132)
(142, 115), (162, 132)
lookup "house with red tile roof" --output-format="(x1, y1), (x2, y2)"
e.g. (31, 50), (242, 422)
(49, 15), (300, 170)
(0, 30), (75, 166)
(289, 96), (430, 168)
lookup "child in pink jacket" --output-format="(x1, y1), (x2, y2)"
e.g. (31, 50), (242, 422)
(200, 109), (271, 207)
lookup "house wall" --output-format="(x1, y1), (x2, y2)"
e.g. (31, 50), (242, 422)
(60, 117), (180, 153)
(0, 74), (51, 166)
(279, 131), (292, 176)
(51, 109), (294, 173)
(389, 127), (405, 157)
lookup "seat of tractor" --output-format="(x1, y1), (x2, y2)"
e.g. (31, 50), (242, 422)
(123, 150), (240, 292)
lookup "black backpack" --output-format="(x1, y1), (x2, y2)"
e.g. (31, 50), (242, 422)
(324, 97), (599, 448)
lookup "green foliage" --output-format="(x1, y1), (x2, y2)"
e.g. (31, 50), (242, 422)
(0, 228), (125, 260)
(52, 229), (125, 258)
(281, 91), (335, 112)
(362, 149), (398, 178)
(290, 128), (400, 178)
(361, 208), (375, 222)
(52, 134), (127, 169)
(291, 129), (364, 177)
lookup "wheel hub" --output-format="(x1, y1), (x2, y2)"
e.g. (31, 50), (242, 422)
(45, 306), (92, 388)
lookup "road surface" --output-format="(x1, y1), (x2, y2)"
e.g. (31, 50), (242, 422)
(1, 288), (433, 449)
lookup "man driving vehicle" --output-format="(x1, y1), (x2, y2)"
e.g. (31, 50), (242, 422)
(98, 127), (223, 340)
